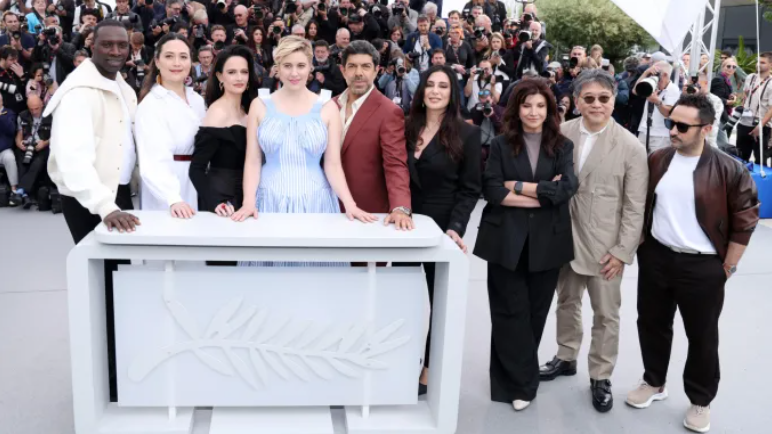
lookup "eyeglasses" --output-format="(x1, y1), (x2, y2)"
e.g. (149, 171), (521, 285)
(580, 95), (612, 104)
(665, 119), (708, 133)
(725, 65), (737, 69)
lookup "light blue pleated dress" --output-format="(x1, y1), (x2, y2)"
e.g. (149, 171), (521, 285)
(242, 92), (343, 267)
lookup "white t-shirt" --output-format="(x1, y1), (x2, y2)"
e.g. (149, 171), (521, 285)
(100, 76), (136, 185)
(741, 73), (772, 129)
(467, 78), (503, 111)
(638, 81), (680, 138)
(652, 152), (716, 254)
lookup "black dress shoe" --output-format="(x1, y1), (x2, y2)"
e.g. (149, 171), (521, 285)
(418, 383), (427, 396)
(22, 195), (33, 209)
(590, 379), (613, 413)
(539, 356), (577, 381)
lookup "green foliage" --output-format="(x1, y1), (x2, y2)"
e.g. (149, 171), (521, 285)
(763, 1), (772, 22)
(714, 36), (758, 75)
(538, 0), (655, 63)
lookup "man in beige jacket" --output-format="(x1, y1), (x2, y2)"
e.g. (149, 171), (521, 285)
(539, 69), (648, 412)
(46, 20), (140, 241)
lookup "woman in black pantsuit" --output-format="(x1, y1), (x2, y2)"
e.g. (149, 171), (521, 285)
(190, 45), (257, 214)
(473, 79), (577, 412)
(403, 64), (482, 395)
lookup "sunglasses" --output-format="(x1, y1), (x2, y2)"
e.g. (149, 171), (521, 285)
(725, 65), (737, 69)
(665, 119), (708, 133)
(580, 95), (612, 104)
(478, 89), (491, 96)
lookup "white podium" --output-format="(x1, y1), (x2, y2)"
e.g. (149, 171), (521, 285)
(67, 212), (470, 434)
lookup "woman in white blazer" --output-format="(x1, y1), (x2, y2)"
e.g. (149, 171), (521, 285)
(134, 33), (206, 218)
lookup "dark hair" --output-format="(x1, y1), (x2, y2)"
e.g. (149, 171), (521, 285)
(720, 49), (733, 57)
(431, 48), (444, 57)
(305, 20), (318, 39)
(341, 40), (379, 66)
(139, 32), (191, 102)
(29, 62), (45, 76)
(205, 45), (258, 113)
(313, 39), (330, 50)
(503, 79), (565, 157)
(171, 22), (188, 34)
(79, 27), (95, 49)
(406, 65), (463, 161)
(0, 46), (18, 60)
(93, 19), (127, 43)
(673, 94), (716, 126)
(247, 26), (265, 53)
(760, 51), (772, 63)
(448, 10), (461, 17)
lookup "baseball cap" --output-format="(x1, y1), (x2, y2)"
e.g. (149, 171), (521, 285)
(548, 61), (562, 70)
(349, 14), (363, 24)
(650, 51), (669, 63)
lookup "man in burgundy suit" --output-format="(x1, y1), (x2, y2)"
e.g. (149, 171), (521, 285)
(335, 40), (414, 230)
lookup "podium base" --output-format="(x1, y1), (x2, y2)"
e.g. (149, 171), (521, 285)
(344, 401), (439, 433)
(209, 407), (334, 434)
(96, 404), (194, 434)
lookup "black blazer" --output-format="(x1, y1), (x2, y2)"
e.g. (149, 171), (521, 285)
(408, 121), (482, 237)
(473, 135), (577, 272)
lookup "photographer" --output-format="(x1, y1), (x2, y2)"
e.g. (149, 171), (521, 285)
(0, 47), (27, 115)
(31, 25), (75, 85)
(431, 18), (446, 43)
(737, 51), (772, 164)
(308, 39), (345, 96)
(681, 74), (725, 148)
(314, 0), (338, 44)
(72, 0), (110, 34)
(189, 9), (211, 53)
(25, 63), (55, 103)
(0, 12), (36, 63)
(462, 0), (505, 33)
(227, 5), (251, 45)
(380, 53), (417, 114)
(132, 0), (161, 35)
(106, 0), (143, 33)
(464, 58), (500, 111)
(13, 95), (51, 208)
(469, 86), (502, 167)
(210, 24), (228, 54)
(191, 45), (214, 96)
(444, 24), (473, 77)
(347, 10), (379, 42)
(388, 0), (418, 36)
(403, 14), (441, 73)
(145, 0), (185, 50)
(125, 32), (150, 92)
(632, 60), (680, 153)
(0, 93), (21, 206)
(515, 21), (550, 79)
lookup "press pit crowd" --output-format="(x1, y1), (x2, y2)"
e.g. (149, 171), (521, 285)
(0, 0), (766, 432)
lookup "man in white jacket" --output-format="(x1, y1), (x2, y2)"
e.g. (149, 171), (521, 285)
(45, 19), (140, 403)
(46, 19), (140, 243)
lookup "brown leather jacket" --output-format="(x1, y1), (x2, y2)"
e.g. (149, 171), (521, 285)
(642, 144), (760, 261)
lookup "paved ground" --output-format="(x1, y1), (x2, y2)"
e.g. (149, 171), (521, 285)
(0, 203), (770, 434)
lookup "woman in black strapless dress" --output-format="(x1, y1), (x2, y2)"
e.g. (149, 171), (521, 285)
(190, 45), (258, 214)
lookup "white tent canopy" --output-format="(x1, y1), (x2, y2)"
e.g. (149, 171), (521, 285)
(610, 0), (709, 54)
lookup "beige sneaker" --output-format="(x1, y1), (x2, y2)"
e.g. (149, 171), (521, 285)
(625, 380), (668, 409)
(684, 405), (711, 433)
(512, 400), (531, 411)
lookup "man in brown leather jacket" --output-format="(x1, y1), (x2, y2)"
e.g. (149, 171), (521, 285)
(625, 94), (759, 433)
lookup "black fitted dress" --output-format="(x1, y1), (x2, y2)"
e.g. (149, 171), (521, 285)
(189, 125), (247, 212)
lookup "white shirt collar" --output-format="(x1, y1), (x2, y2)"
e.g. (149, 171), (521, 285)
(339, 84), (375, 112)
(579, 118), (611, 137)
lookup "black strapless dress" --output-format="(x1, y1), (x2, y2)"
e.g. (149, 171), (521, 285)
(190, 125), (247, 212)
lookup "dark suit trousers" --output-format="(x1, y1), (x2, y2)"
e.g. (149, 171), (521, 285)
(636, 237), (726, 406)
(61, 184), (133, 403)
(488, 244), (560, 402)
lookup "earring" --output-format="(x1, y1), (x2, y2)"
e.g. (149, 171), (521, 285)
(219, 81), (224, 91)
(156, 74), (162, 85)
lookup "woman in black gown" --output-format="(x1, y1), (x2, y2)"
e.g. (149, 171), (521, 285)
(403, 64), (482, 394)
(190, 45), (258, 214)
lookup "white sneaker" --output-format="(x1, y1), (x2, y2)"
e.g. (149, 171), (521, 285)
(684, 405), (711, 433)
(512, 400), (531, 411)
(625, 380), (668, 409)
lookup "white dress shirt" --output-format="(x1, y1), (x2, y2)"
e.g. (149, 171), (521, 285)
(652, 152), (716, 254)
(339, 84), (376, 142)
(134, 84), (206, 210)
(100, 76), (136, 185)
(577, 119), (610, 173)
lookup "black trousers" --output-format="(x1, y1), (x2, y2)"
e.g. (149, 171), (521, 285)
(61, 184), (133, 403)
(637, 237), (726, 406)
(487, 248), (560, 402)
(737, 124), (771, 165)
(15, 147), (50, 193)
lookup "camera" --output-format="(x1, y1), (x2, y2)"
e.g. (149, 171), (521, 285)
(112, 14), (139, 24)
(193, 74), (209, 84)
(476, 102), (492, 116)
(517, 30), (531, 43)
(22, 137), (35, 165)
(635, 74), (660, 98)
(284, 0), (297, 14)
(159, 16), (178, 27)
(43, 27), (60, 45)
(522, 13), (533, 24)
(392, 4), (403, 16)
(135, 59), (146, 80)
(251, 5), (265, 18)
(569, 56), (579, 68)
(726, 106), (744, 131)
(317, 2), (326, 12)
(390, 58), (406, 74)
(370, 5), (381, 17)
(11, 31), (21, 40)
(434, 27), (444, 35)
(193, 24), (205, 39)
(558, 103), (567, 115)
(271, 24), (282, 34)
(407, 50), (420, 61)
(216, 0), (227, 10)
(474, 27), (485, 39)
(213, 40), (225, 50)
(601, 58), (610, 70)
(313, 64), (330, 74)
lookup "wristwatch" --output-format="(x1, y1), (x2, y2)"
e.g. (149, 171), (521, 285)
(724, 263), (737, 277)
(392, 206), (412, 217)
(514, 181), (524, 196)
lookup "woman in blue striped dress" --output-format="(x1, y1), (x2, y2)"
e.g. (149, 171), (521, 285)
(228, 36), (376, 265)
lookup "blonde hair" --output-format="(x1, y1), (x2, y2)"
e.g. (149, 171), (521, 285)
(272, 35), (313, 64)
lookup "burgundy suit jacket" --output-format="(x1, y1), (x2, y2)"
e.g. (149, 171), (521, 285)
(334, 89), (411, 213)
